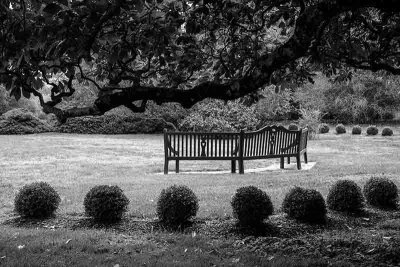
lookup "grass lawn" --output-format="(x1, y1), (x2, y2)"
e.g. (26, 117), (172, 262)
(1, 125), (400, 266)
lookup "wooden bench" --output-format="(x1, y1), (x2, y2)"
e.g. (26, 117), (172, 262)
(163, 125), (308, 174)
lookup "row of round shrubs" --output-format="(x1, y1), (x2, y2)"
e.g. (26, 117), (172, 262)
(291, 123), (394, 136)
(14, 183), (199, 226)
(327, 123), (394, 136)
(238, 176), (399, 226)
(14, 176), (398, 228)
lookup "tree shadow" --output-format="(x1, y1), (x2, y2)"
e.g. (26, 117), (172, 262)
(2, 214), (58, 228)
(230, 221), (282, 237)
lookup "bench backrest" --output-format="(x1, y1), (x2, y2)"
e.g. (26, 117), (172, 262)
(243, 125), (304, 157)
(164, 132), (240, 159)
(164, 125), (308, 159)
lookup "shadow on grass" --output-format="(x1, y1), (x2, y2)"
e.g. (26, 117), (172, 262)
(230, 221), (282, 237)
(2, 214), (60, 228)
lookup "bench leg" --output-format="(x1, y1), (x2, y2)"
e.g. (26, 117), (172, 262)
(304, 152), (308, 164)
(287, 157), (290, 164)
(280, 157), (284, 169)
(231, 160), (236, 173)
(164, 160), (169, 174)
(175, 160), (179, 173)
(296, 155), (302, 170)
(238, 159), (244, 174)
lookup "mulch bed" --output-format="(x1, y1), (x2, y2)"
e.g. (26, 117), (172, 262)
(3, 208), (400, 266)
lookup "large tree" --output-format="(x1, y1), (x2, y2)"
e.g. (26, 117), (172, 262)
(1, 0), (400, 122)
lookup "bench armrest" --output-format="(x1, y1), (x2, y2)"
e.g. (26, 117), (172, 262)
(299, 129), (308, 151)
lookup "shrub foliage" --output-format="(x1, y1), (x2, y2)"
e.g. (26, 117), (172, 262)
(14, 182), (61, 218)
(288, 124), (299, 131)
(335, 124), (346, 134)
(282, 187), (327, 223)
(322, 73), (400, 123)
(157, 185), (199, 226)
(231, 186), (274, 227)
(366, 125), (379, 135)
(352, 125), (362, 135)
(84, 185), (130, 222)
(381, 127), (393, 136)
(319, 123), (329, 134)
(298, 108), (322, 139)
(179, 99), (259, 132)
(327, 180), (364, 213)
(364, 176), (398, 209)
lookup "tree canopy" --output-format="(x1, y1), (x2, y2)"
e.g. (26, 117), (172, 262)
(1, 0), (400, 122)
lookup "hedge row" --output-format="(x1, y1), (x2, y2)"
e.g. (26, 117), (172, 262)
(14, 176), (399, 229)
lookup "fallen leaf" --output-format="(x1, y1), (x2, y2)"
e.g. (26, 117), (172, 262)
(366, 248), (375, 254)
(209, 249), (219, 255)
(1, 256), (6, 259)
(345, 224), (352, 230)
(232, 258), (240, 263)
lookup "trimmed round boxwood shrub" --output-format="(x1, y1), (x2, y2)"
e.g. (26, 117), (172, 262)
(366, 125), (379, 136)
(84, 185), (129, 223)
(327, 180), (364, 213)
(288, 124), (299, 131)
(157, 185), (199, 226)
(231, 186), (274, 227)
(363, 176), (398, 209)
(318, 123), (330, 134)
(381, 127), (393, 136)
(352, 125), (362, 135)
(335, 124), (346, 134)
(282, 187), (327, 224)
(14, 182), (61, 219)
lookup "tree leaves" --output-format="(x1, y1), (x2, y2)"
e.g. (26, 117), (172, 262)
(43, 3), (63, 15)
(57, 0), (69, 6)
(10, 87), (21, 101)
(22, 88), (31, 99)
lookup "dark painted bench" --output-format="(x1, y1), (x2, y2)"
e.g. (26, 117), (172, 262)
(163, 125), (308, 174)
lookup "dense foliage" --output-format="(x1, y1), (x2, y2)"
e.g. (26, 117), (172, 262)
(0, 108), (54, 134)
(282, 187), (327, 224)
(318, 123), (329, 134)
(323, 73), (400, 123)
(335, 124), (346, 134)
(157, 185), (199, 226)
(14, 182), (60, 218)
(298, 108), (322, 139)
(1, 0), (400, 122)
(364, 177), (398, 209)
(366, 125), (379, 136)
(255, 86), (293, 122)
(327, 180), (364, 213)
(84, 185), (129, 223)
(288, 124), (298, 131)
(231, 186), (274, 227)
(381, 127), (393, 136)
(352, 125), (362, 135)
(179, 99), (259, 132)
